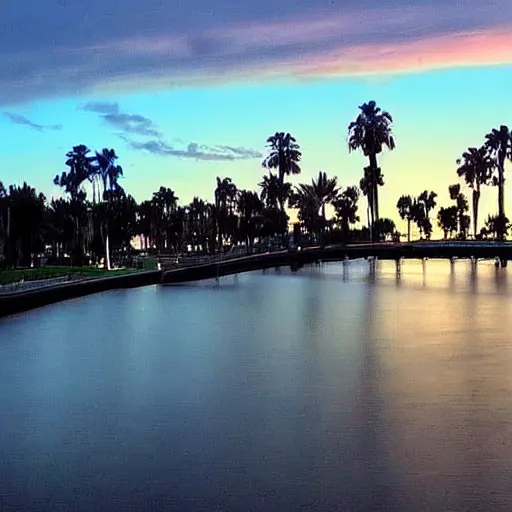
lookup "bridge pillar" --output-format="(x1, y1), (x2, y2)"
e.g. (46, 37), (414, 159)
(502, 259), (508, 268)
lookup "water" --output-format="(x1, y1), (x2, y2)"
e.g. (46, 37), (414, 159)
(1, 259), (512, 511)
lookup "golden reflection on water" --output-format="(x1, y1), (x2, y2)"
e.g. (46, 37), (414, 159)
(361, 258), (512, 509)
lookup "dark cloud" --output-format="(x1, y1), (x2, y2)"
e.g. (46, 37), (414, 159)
(3, 112), (62, 131)
(80, 102), (161, 137)
(1, 0), (511, 105)
(80, 102), (120, 115)
(120, 135), (262, 161)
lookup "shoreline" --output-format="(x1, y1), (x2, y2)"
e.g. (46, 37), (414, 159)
(0, 270), (162, 319)
(3, 242), (512, 319)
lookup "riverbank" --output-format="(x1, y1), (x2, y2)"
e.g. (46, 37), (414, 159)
(0, 270), (161, 319)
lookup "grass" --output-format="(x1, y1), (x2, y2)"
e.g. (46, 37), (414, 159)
(0, 259), (158, 286)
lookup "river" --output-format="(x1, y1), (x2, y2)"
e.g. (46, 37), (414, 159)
(1, 259), (512, 511)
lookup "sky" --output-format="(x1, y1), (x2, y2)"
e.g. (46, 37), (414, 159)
(1, 0), (512, 236)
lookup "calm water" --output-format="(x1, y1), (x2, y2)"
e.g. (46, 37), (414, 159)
(1, 259), (512, 511)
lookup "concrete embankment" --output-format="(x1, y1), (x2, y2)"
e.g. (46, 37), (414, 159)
(3, 242), (512, 318)
(0, 270), (161, 319)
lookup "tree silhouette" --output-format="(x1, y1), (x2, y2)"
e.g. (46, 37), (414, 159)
(262, 132), (302, 185)
(348, 100), (395, 237)
(457, 146), (493, 238)
(396, 195), (414, 242)
(485, 125), (511, 240)
(333, 186), (360, 239)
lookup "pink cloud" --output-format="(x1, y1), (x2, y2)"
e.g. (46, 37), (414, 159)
(2, 0), (512, 105)
(294, 26), (512, 78)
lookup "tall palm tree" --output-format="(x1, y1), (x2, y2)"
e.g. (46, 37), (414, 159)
(93, 148), (124, 269)
(152, 187), (179, 254)
(348, 100), (395, 232)
(485, 125), (511, 240)
(359, 168), (373, 237)
(262, 132), (302, 185)
(53, 145), (94, 265)
(456, 146), (493, 238)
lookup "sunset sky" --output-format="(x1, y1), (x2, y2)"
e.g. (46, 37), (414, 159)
(1, 0), (512, 236)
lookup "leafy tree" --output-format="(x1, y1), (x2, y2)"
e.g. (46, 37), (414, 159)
(5, 183), (46, 266)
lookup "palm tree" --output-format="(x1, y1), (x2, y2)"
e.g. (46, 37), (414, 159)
(188, 197), (209, 253)
(374, 218), (397, 241)
(437, 206), (458, 239)
(457, 146), (493, 238)
(333, 186), (360, 239)
(485, 125), (511, 240)
(237, 190), (263, 252)
(93, 148), (124, 269)
(359, 168), (373, 238)
(483, 214), (511, 239)
(301, 171), (340, 222)
(152, 187), (179, 254)
(417, 190), (437, 240)
(396, 195), (414, 242)
(448, 184), (470, 239)
(53, 145), (94, 265)
(215, 177), (237, 251)
(259, 173), (292, 211)
(262, 132), (302, 185)
(348, 100), (395, 231)
(290, 186), (322, 240)
(53, 145), (94, 201)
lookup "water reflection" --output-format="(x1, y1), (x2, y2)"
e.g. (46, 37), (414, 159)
(1, 260), (512, 510)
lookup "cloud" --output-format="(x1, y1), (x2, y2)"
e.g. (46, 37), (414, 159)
(1, 0), (512, 105)
(80, 102), (161, 137)
(80, 101), (120, 115)
(80, 101), (260, 160)
(3, 112), (62, 131)
(120, 135), (262, 161)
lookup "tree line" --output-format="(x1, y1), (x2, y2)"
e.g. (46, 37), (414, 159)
(1, 101), (511, 269)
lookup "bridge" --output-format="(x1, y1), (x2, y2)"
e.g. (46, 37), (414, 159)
(2, 241), (511, 318)
(159, 241), (512, 284)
